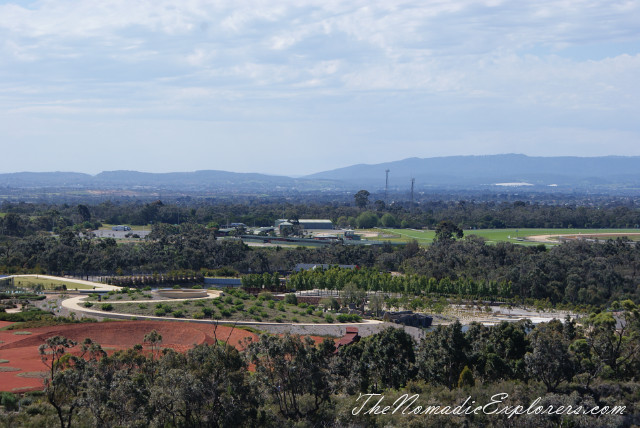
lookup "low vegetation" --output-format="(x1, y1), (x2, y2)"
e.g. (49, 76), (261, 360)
(1, 305), (639, 427)
(97, 289), (352, 324)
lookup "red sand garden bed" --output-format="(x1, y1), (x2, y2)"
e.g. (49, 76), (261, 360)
(0, 320), (258, 392)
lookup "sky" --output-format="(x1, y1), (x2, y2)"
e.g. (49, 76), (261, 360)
(1, 0), (639, 176)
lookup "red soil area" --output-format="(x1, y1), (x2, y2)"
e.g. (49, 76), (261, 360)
(0, 321), (258, 392)
(0, 321), (15, 329)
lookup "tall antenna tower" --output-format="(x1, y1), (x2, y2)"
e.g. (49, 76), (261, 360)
(385, 169), (390, 204)
(410, 177), (415, 210)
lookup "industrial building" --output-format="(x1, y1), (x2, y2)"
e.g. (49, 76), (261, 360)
(274, 219), (334, 231)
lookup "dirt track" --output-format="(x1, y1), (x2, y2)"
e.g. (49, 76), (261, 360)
(526, 232), (640, 244)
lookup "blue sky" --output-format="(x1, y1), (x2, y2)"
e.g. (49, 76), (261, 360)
(1, 0), (639, 176)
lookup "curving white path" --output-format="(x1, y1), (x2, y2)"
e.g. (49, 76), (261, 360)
(8, 274), (383, 328)
(61, 291), (383, 327)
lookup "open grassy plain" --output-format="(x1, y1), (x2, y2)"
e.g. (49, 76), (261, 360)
(373, 228), (640, 246)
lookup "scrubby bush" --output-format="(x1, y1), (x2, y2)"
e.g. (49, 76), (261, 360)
(325, 314), (334, 323)
(337, 314), (362, 323)
(320, 297), (340, 311)
(100, 303), (113, 311)
(258, 292), (273, 301)
(1, 392), (18, 411)
(284, 293), (298, 305)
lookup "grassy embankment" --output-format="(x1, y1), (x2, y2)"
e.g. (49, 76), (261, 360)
(12, 276), (95, 290)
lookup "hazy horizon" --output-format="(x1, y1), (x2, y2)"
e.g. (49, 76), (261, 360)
(2, 1), (639, 175)
(0, 153), (638, 178)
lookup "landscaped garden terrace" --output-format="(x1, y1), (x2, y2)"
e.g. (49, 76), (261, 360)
(84, 288), (361, 323)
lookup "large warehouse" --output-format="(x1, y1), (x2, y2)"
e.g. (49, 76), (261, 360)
(275, 219), (334, 230)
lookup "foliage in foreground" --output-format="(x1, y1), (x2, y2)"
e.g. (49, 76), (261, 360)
(1, 305), (639, 427)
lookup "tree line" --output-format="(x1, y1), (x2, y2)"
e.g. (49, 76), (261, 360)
(3, 198), (640, 237)
(1, 223), (639, 309)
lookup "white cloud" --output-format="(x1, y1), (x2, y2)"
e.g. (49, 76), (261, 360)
(0, 0), (639, 173)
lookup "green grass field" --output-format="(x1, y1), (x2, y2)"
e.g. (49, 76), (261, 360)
(12, 276), (96, 290)
(372, 228), (640, 246)
(98, 224), (152, 231)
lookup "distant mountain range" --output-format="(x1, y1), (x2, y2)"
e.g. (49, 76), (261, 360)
(303, 154), (640, 191)
(2, 155), (640, 193)
(0, 170), (332, 192)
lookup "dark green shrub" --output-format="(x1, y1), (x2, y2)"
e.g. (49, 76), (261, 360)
(337, 314), (362, 323)
(1, 392), (18, 411)
(284, 293), (298, 305)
